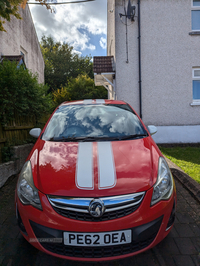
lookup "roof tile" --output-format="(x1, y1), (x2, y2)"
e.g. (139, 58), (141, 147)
(93, 56), (115, 74)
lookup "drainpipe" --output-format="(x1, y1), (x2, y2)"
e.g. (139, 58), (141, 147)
(138, 0), (142, 119)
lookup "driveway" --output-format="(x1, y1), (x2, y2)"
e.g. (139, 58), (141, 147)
(0, 167), (199, 266)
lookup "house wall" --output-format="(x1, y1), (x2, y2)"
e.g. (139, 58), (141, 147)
(141, 0), (200, 126)
(107, 0), (116, 99)
(107, 0), (116, 61)
(110, 0), (140, 112)
(108, 0), (200, 143)
(0, 5), (44, 83)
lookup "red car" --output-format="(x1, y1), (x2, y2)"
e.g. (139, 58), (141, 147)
(15, 99), (176, 261)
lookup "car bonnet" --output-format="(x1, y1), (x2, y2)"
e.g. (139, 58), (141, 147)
(30, 137), (160, 197)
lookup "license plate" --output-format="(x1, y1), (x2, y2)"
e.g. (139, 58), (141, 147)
(63, 230), (132, 246)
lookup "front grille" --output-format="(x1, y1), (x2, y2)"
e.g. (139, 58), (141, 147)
(52, 203), (140, 222)
(30, 216), (163, 258)
(47, 192), (145, 221)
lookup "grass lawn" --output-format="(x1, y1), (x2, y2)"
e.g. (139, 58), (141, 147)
(159, 146), (200, 184)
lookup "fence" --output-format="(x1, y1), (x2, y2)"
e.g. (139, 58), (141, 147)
(0, 114), (49, 163)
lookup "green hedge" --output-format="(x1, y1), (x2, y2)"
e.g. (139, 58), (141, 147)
(0, 60), (52, 125)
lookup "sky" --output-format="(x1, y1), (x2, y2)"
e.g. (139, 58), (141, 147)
(29, 0), (107, 57)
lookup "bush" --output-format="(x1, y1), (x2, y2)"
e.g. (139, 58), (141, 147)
(0, 60), (52, 125)
(52, 87), (71, 107)
(1, 145), (12, 163)
(68, 74), (108, 101)
(52, 74), (108, 107)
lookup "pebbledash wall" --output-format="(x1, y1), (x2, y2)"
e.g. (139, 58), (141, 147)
(107, 0), (200, 143)
(0, 5), (44, 83)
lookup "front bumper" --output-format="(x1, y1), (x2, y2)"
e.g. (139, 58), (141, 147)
(29, 216), (163, 258)
(15, 187), (176, 261)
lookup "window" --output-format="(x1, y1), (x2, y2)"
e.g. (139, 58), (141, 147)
(20, 46), (28, 67)
(42, 104), (147, 141)
(20, 51), (25, 61)
(192, 68), (200, 100)
(192, 0), (200, 31)
(193, 0), (200, 6)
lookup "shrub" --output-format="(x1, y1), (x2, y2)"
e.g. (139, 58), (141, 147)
(67, 74), (108, 101)
(52, 74), (107, 108)
(0, 60), (52, 125)
(52, 87), (71, 107)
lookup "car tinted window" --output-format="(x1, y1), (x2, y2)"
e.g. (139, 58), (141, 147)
(42, 104), (147, 141)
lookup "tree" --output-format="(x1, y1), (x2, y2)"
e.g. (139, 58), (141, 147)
(52, 74), (107, 107)
(40, 36), (93, 92)
(0, 0), (53, 32)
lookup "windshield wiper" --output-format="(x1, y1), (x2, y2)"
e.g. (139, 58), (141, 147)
(81, 136), (120, 142)
(49, 136), (120, 142)
(48, 136), (83, 142)
(48, 134), (148, 142)
(119, 134), (148, 140)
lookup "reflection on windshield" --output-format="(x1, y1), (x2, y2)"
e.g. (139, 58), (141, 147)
(42, 104), (147, 141)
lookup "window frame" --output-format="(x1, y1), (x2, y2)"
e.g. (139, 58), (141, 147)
(191, 0), (200, 31)
(192, 68), (200, 103)
(192, 0), (200, 8)
(20, 46), (28, 67)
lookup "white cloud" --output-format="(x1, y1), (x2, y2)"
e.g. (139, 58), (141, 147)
(29, 0), (107, 54)
(72, 49), (82, 55)
(99, 37), (106, 49)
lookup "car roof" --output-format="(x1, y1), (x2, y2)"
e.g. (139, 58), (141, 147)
(60, 99), (127, 106)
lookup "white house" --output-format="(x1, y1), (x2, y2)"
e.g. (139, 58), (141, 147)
(0, 5), (44, 83)
(94, 0), (200, 144)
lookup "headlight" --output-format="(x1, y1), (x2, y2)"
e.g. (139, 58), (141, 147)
(151, 157), (173, 206)
(17, 161), (42, 210)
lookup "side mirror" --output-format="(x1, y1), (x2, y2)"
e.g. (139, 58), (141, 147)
(29, 128), (42, 138)
(147, 125), (157, 136)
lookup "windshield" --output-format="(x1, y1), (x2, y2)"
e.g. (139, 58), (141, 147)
(42, 104), (147, 142)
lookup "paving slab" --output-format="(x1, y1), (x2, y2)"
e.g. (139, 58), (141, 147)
(174, 224), (196, 237)
(173, 255), (196, 266)
(191, 255), (200, 266)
